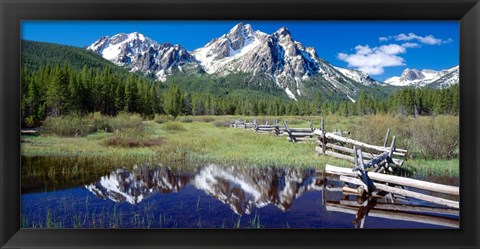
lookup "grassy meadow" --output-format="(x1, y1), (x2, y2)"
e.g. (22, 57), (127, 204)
(21, 113), (459, 183)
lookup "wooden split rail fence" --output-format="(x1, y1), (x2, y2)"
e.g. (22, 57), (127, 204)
(324, 164), (459, 209)
(231, 120), (255, 129)
(324, 200), (459, 228)
(282, 120), (315, 143)
(314, 120), (407, 170)
(227, 118), (459, 221)
(253, 120), (283, 136)
(233, 119), (319, 140)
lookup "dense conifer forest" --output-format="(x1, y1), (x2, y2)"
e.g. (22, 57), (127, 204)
(21, 40), (459, 127)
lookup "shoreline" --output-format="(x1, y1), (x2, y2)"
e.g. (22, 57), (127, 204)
(21, 118), (459, 178)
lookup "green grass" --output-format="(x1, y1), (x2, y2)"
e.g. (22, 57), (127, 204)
(21, 115), (459, 176)
(408, 158), (459, 178)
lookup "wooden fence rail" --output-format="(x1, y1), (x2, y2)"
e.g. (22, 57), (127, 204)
(231, 120), (255, 129)
(253, 120), (283, 135)
(325, 164), (459, 209)
(283, 120), (315, 143)
(314, 119), (407, 169)
(324, 202), (459, 228)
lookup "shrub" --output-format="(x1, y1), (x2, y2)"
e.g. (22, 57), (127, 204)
(104, 134), (164, 148)
(349, 115), (394, 146)
(91, 115), (111, 132)
(213, 120), (231, 128)
(24, 116), (35, 128)
(40, 115), (96, 137)
(199, 116), (215, 123)
(164, 122), (186, 132)
(411, 116), (459, 159)
(282, 118), (303, 125)
(178, 116), (193, 123)
(154, 115), (173, 124)
(108, 113), (144, 132)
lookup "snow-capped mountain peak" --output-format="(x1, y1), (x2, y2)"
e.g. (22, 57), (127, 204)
(87, 32), (157, 62)
(385, 66), (459, 88)
(226, 22), (254, 41)
(400, 68), (425, 81)
(85, 164), (322, 215)
(191, 22), (266, 74)
(274, 26), (291, 37)
(86, 25), (385, 100)
(192, 23), (381, 100)
(87, 32), (199, 81)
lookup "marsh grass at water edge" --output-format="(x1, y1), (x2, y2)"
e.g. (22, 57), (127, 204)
(22, 114), (459, 176)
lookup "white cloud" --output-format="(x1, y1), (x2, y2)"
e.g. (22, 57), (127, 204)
(378, 37), (389, 42)
(340, 32), (451, 76)
(378, 44), (406, 54)
(380, 32), (450, 46)
(443, 38), (453, 44)
(337, 44), (406, 75)
(401, 42), (420, 48)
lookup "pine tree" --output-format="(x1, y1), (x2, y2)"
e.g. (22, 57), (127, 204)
(314, 91), (323, 115)
(163, 83), (183, 118)
(124, 74), (139, 113)
(45, 64), (70, 116)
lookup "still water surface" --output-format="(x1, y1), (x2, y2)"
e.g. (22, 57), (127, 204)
(21, 157), (458, 228)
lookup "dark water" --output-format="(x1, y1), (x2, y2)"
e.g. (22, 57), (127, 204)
(21, 158), (459, 229)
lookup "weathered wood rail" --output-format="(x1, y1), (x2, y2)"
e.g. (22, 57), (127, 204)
(231, 120), (255, 129)
(314, 119), (407, 169)
(323, 177), (459, 228)
(253, 120), (283, 135)
(325, 164), (460, 209)
(226, 117), (458, 224)
(282, 120), (315, 143)
(324, 201), (459, 228)
(21, 128), (39, 136)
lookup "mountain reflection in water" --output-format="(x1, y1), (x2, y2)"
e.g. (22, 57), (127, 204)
(22, 159), (459, 228)
(85, 164), (323, 215)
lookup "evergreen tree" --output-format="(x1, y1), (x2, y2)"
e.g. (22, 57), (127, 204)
(163, 83), (183, 118)
(124, 74), (139, 113)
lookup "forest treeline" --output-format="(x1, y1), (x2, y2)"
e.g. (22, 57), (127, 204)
(21, 61), (459, 127)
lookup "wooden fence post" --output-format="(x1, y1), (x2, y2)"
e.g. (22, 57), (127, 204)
(321, 119), (326, 154)
(389, 136), (396, 156)
(385, 136), (397, 172)
(353, 146), (358, 169)
(383, 128), (390, 147)
(274, 120), (279, 136)
(284, 121), (295, 143)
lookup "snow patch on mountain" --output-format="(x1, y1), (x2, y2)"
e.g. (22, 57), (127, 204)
(285, 87), (297, 101)
(334, 66), (380, 86)
(347, 95), (356, 103)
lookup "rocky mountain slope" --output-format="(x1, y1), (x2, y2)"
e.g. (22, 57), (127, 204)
(385, 66), (459, 88)
(85, 165), (322, 215)
(87, 32), (201, 81)
(87, 23), (458, 101)
(191, 23), (381, 100)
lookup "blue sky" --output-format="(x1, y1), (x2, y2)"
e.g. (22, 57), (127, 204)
(22, 21), (458, 81)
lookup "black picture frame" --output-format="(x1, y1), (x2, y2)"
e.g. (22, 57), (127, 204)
(1, 0), (479, 248)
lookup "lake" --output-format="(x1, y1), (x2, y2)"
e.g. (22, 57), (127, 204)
(21, 157), (459, 229)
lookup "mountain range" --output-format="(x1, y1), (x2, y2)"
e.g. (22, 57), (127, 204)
(85, 165), (322, 215)
(385, 66), (459, 88)
(87, 23), (459, 101)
